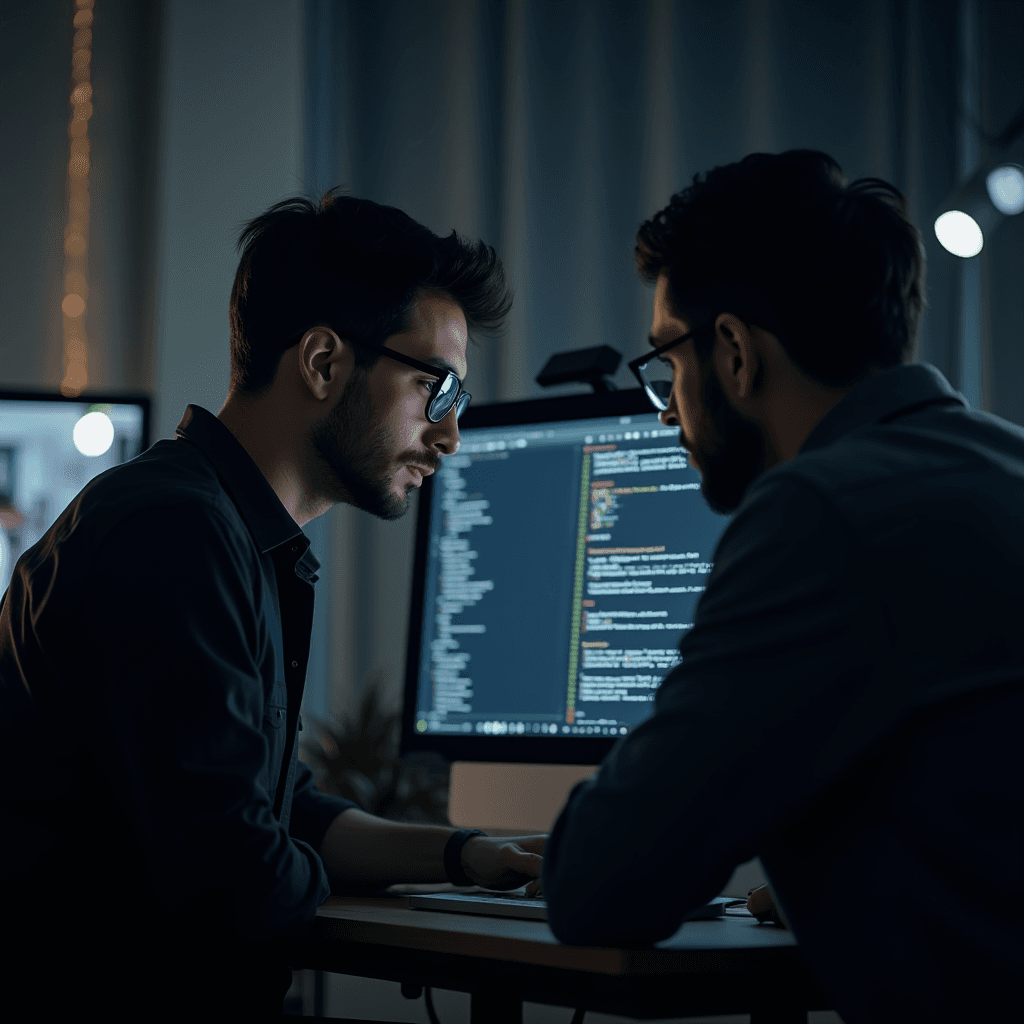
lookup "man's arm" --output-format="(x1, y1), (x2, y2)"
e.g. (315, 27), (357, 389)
(544, 473), (896, 945)
(318, 807), (545, 892)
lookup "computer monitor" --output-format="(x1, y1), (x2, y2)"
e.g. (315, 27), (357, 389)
(401, 388), (728, 782)
(0, 389), (150, 595)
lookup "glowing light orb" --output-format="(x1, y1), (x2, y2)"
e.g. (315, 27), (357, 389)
(986, 164), (1024, 216)
(62, 293), (86, 318)
(934, 210), (984, 258)
(73, 411), (114, 457)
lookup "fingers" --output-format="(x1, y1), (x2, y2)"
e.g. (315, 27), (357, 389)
(503, 849), (543, 878)
(511, 834), (547, 855)
(464, 837), (546, 890)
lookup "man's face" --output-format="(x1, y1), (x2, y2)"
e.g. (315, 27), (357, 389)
(650, 273), (765, 514)
(308, 291), (468, 520)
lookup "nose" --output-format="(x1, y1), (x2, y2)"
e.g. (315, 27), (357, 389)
(429, 405), (461, 456)
(659, 405), (679, 427)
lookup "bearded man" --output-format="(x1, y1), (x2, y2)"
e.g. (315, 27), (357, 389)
(544, 151), (1022, 1024)
(0, 192), (543, 1018)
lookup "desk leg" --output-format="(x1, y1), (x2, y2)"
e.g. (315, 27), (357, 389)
(470, 990), (522, 1024)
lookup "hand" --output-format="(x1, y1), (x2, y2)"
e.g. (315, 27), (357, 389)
(460, 834), (546, 894)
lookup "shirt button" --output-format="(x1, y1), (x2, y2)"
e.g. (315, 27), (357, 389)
(291, 660), (299, 668)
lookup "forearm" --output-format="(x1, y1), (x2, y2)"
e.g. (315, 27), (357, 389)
(319, 807), (457, 891)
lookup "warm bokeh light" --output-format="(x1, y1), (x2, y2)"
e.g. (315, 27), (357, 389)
(61, 0), (95, 397)
(63, 362), (88, 397)
(62, 294), (86, 318)
(68, 182), (89, 207)
(65, 270), (87, 297)
(934, 210), (984, 258)
(73, 411), (114, 457)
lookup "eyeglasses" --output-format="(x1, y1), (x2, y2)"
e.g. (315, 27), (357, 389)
(628, 316), (771, 412)
(350, 338), (471, 423)
(289, 331), (471, 423)
(627, 324), (712, 412)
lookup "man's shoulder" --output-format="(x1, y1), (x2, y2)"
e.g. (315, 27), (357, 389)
(54, 437), (246, 548)
(758, 402), (1024, 510)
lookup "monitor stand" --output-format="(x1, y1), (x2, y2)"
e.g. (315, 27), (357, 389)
(447, 760), (767, 897)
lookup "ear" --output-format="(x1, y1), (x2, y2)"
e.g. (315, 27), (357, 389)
(297, 326), (352, 401)
(712, 313), (760, 403)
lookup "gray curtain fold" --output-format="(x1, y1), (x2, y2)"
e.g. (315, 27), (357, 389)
(299, 0), (999, 403)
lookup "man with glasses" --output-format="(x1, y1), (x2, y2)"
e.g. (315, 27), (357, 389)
(544, 151), (1022, 1024)
(0, 191), (542, 1018)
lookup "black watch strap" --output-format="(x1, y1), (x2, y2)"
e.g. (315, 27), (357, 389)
(444, 828), (487, 887)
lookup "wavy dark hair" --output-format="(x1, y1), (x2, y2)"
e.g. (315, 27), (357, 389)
(229, 189), (513, 394)
(635, 150), (926, 386)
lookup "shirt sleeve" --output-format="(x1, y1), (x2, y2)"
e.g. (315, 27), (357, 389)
(544, 472), (897, 946)
(288, 757), (359, 852)
(54, 502), (332, 941)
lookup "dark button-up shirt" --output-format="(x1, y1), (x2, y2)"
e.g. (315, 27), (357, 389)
(545, 364), (1023, 1024)
(0, 405), (354, 945)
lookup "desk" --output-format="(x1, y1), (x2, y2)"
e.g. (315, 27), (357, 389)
(290, 896), (829, 1024)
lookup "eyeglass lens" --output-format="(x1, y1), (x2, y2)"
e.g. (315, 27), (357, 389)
(428, 373), (470, 422)
(638, 358), (675, 411)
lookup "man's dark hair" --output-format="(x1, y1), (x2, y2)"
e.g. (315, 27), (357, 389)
(635, 150), (926, 386)
(229, 189), (513, 394)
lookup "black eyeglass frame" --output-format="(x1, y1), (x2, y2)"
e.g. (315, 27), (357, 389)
(287, 330), (471, 423)
(627, 322), (715, 412)
(627, 315), (773, 412)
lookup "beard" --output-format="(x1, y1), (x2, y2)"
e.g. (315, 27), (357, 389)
(685, 363), (766, 515)
(307, 368), (439, 521)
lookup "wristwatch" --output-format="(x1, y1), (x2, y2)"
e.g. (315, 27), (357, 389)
(443, 828), (488, 887)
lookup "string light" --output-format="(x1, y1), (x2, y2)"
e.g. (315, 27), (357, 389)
(61, 0), (95, 397)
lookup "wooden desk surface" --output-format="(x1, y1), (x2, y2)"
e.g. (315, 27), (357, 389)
(314, 895), (799, 976)
(302, 896), (825, 1020)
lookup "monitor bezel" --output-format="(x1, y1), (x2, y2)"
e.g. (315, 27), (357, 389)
(0, 387), (152, 454)
(400, 387), (672, 765)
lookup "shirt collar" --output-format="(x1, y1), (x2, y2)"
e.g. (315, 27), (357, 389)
(174, 405), (319, 576)
(800, 363), (966, 455)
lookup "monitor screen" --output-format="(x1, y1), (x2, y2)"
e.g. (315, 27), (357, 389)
(0, 390), (150, 595)
(401, 389), (728, 765)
